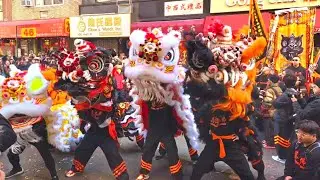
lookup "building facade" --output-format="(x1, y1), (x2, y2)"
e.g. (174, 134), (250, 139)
(71, 0), (136, 55)
(0, 0), (81, 56)
(1, 0), (13, 21)
(12, 0), (80, 20)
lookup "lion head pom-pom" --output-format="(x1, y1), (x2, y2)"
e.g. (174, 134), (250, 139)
(241, 37), (267, 64)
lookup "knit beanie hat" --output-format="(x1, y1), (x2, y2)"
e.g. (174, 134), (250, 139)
(268, 74), (280, 83)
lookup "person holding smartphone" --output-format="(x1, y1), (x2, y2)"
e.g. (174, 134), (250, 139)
(272, 73), (298, 164)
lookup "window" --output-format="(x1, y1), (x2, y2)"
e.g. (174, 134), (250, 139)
(35, 0), (63, 6)
(21, 0), (33, 6)
(40, 11), (48, 18)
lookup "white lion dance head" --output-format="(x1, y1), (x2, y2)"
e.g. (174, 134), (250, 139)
(124, 28), (199, 150)
(125, 28), (184, 84)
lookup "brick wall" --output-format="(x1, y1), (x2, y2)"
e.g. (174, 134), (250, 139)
(3, 0), (13, 21)
(12, 0), (81, 21)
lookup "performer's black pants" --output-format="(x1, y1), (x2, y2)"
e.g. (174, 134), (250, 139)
(159, 134), (198, 161)
(140, 130), (182, 179)
(7, 121), (57, 178)
(0, 121), (16, 152)
(241, 137), (265, 179)
(191, 140), (255, 180)
(274, 123), (293, 159)
(135, 135), (144, 149)
(8, 140), (57, 177)
(71, 131), (129, 180)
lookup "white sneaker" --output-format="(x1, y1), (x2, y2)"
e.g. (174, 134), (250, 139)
(272, 155), (286, 164)
(136, 174), (150, 180)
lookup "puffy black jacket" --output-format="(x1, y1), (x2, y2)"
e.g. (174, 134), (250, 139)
(293, 96), (320, 125)
(273, 88), (296, 124)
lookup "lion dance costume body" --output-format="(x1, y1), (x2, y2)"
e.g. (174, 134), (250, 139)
(123, 29), (199, 180)
(185, 21), (267, 180)
(0, 64), (63, 180)
(53, 39), (129, 180)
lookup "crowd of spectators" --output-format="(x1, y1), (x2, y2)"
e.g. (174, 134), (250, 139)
(0, 52), (57, 77)
(254, 57), (320, 180)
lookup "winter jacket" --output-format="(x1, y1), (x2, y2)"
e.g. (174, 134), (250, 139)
(273, 88), (297, 124)
(285, 66), (306, 86)
(293, 95), (320, 125)
(284, 141), (320, 180)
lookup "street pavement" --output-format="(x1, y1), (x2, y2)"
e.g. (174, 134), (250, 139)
(0, 136), (284, 180)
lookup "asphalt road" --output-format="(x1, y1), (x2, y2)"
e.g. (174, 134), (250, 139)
(0, 136), (284, 180)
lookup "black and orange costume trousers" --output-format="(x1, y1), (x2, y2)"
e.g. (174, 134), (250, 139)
(135, 134), (145, 149)
(239, 136), (265, 180)
(7, 121), (57, 178)
(191, 139), (255, 180)
(140, 130), (182, 179)
(274, 123), (293, 159)
(71, 129), (129, 180)
(158, 135), (198, 161)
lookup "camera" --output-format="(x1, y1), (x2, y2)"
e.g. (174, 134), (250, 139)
(287, 91), (301, 98)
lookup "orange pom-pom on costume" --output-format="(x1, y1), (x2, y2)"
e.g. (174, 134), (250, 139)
(42, 68), (70, 105)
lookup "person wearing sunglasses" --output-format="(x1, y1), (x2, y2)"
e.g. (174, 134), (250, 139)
(285, 57), (306, 90)
(277, 120), (320, 180)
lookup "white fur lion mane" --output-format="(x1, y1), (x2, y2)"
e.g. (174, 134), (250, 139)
(124, 28), (199, 150)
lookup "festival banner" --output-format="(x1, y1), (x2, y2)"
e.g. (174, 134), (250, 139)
(269, 8), (316, 73)
(249, 0), (268, 60)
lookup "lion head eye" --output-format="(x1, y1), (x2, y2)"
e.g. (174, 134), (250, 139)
(164, 49), (175, 62)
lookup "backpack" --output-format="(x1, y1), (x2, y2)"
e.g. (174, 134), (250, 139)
(261, 87), (282, 118)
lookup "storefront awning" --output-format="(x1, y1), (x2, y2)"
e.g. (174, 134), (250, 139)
(203, 12), (271, 35)
(0, 18), (69, 38)
(131, 19), (205, 34)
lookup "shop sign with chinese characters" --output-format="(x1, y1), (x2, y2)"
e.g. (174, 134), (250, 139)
(210, 0), (319, 13)
(70, 14), (131, 38)
(164, 0), (203, 16)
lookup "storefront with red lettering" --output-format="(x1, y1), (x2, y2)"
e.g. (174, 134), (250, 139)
(133, 0), (210, 35)
(132, 0), (210, 63)
(208, 0), (318, 33)
(0, 18), (70, 56)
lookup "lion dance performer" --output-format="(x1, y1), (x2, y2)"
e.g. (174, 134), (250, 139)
(41, 66), (83, 152)
(185, 21), (267, 180)
(53, 39), (129, 180)
(123, 28), (199, 180)
(1, 64), (59, 179)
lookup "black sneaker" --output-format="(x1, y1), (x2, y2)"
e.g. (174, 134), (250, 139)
(5, 168), (24, 178)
